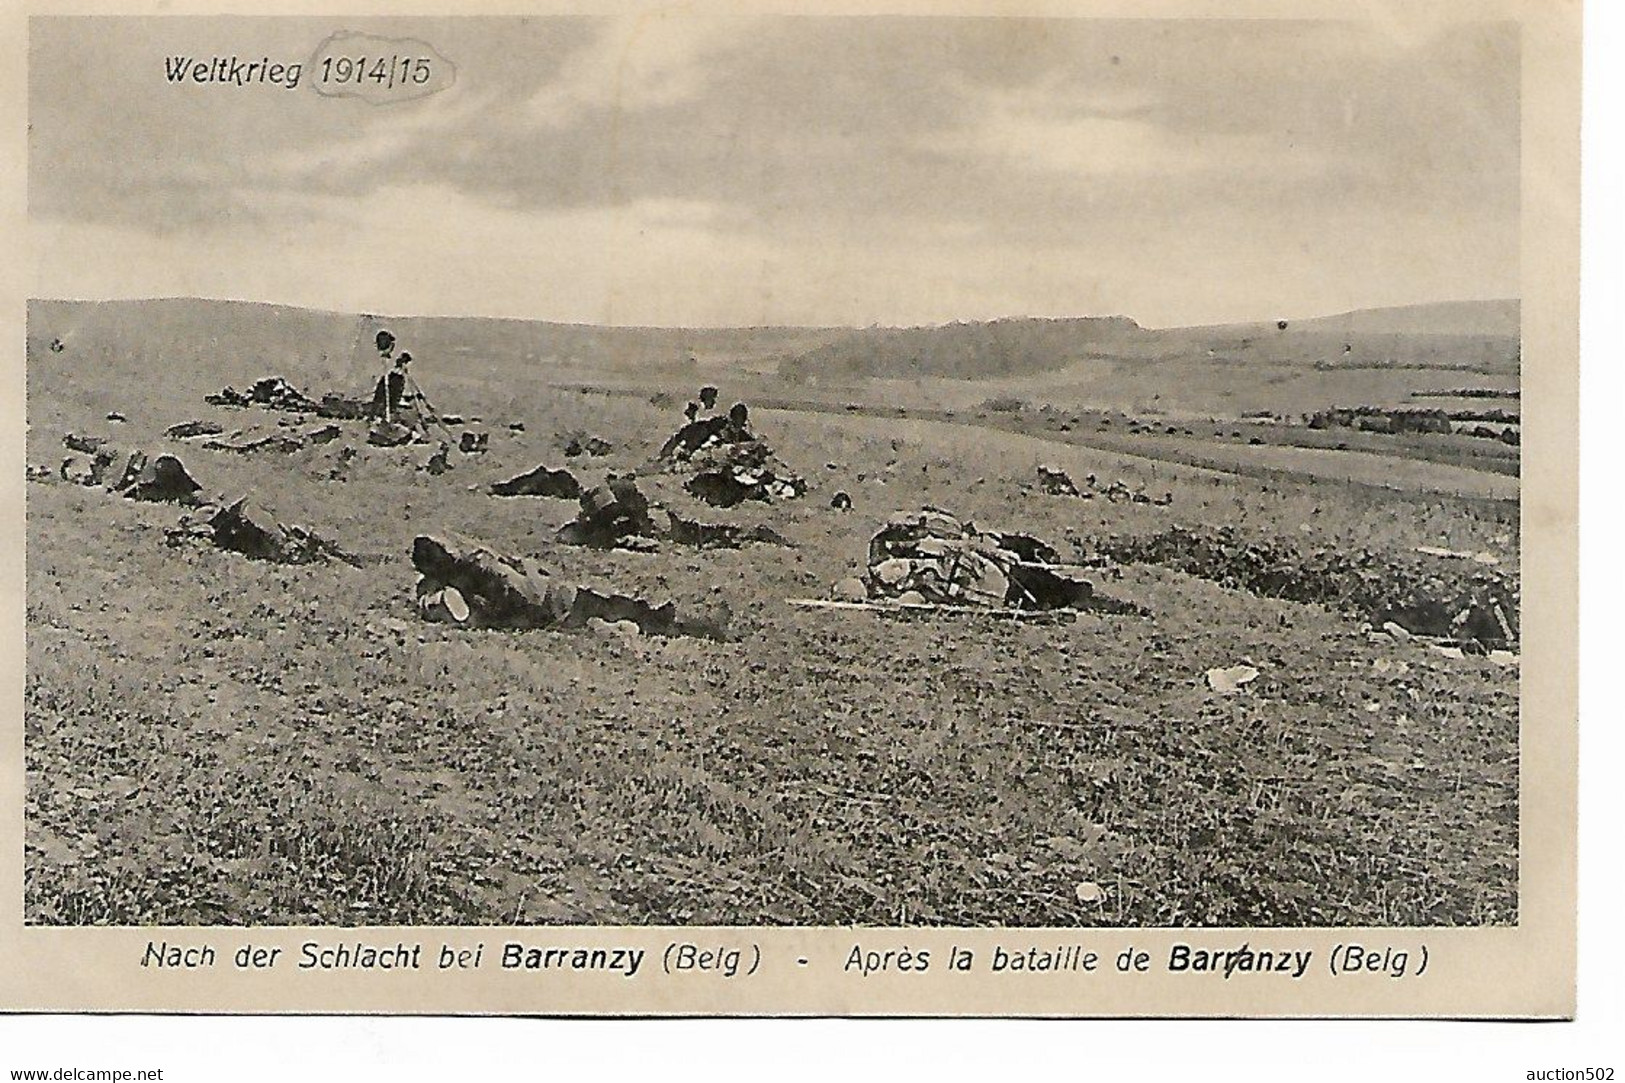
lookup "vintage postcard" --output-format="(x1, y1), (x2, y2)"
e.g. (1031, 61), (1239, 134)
(0, 0), (1578, 1017)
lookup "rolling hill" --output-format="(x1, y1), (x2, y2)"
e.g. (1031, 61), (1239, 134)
(26, 297), (842, 391)
(777, 300), (1520, 381)
(27, 296), (1521, 394)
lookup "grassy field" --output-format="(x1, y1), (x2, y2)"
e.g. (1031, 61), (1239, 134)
(24, 303), (1519, 927)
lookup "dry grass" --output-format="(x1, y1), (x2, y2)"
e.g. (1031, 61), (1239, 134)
(25, 328), (1518, 927)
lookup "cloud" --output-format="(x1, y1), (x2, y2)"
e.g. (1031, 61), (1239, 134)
(264, 86), (505, 188)
(924, 106), (1331, 181)
(34, 184), (748, 323)
(28, 16), (1521, 326)
(525, 13), (761, 128)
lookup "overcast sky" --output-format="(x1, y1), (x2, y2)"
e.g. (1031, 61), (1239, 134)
(29, 16), (1520, 328)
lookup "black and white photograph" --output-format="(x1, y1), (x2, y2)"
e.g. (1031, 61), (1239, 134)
(24, 12), (1527, 936)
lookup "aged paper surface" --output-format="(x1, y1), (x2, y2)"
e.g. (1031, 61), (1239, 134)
(0, 0), (1578, 1017)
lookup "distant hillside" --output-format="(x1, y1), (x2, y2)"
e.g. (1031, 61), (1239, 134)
(779, 317), (1147, 381)
(27, 296), (1521, 391)
(28, 297), (844, 389)
(777, 300), (1520, 381)
(1271, 299), (1520, 338)
(1169, 300), (1521, 339)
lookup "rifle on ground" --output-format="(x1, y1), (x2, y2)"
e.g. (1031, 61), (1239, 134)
(402, 373), (460, 444)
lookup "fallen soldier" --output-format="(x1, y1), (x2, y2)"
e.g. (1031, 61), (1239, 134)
(57, 442), (204, 505)
(490, 463), (583, 499)
(170, 497), (359, 566)
(858, 508), (1095, 611)
(554, 476), (657, 548)
(412, 532), (729, 638)
(553, 476), (790, 551)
